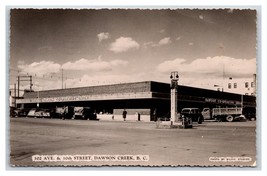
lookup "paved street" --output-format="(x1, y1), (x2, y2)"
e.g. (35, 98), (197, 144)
(9, 118), (256, 167)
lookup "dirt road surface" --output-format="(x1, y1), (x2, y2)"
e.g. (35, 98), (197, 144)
(9, 118), (256, 167)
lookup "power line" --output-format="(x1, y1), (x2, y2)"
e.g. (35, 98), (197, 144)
(10, 72), (71, 80)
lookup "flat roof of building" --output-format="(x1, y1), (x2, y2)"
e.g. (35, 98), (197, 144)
(17, 81), (255, 107)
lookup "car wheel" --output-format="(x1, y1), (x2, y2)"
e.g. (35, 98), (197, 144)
(198, 116), (202, 124)
(226, 115), (234, 122)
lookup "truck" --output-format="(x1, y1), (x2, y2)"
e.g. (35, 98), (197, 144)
(201, 107), (245, 122)
(54, 106), (74, 119)
(72, 107), (97, 120)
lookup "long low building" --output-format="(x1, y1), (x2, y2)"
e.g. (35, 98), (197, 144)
(16, 81), (256, 121)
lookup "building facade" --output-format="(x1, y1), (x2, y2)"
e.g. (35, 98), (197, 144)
(16, 81), (256, 121)
(214, 74), (256, 96)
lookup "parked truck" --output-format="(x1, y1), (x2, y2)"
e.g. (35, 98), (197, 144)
(54, 106), (74, 119)
(202, 107), (245, 122)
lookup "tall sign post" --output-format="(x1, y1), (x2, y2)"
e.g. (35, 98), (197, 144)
(170, 71), (179, 125)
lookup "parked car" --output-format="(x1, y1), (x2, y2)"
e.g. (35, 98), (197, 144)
(13, 108), (30, 117)
(27, 108), (51, 118)
(181, 108), (204, 124)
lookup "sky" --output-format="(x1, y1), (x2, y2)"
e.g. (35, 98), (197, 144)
(9, 9), (257, 92)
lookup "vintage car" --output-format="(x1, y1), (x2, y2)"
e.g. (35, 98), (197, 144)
(181, 108), (204, 124)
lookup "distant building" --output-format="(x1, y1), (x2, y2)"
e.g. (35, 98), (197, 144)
(214, 74), (256, 96)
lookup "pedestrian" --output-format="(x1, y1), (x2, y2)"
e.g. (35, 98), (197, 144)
(122, 109), (127, 121)
(153, 108), (157, 122)
(137, 112), (141, 121)
(62, 106), (66, 120)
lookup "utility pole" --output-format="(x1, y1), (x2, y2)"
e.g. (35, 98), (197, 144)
(14, 83), (16, 108)
(170, 71), (179, 125)
(219, 43), (225, 92)
(61, 69), (63, 89)
(17, 75), (33, 97)
(30, 75), (32, 91)
(17, 76), (20, 98)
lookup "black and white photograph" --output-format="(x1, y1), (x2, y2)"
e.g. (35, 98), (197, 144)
(8, 8), (257, 167)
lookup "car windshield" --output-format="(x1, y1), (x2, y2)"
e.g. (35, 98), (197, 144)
(181, 109), (190, 114)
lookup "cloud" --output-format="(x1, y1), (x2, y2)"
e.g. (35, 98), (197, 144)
(156, 56), (256, 78)
(156, 56), (256, 90)
(17, 58), (128, 91)
(188, 42), (194, 46)
(109, 37), (140, 53)
(97, 32), (110, 42)
(18, 61), (61, 75)
(158, 37), (171, 46)
(143, 37), (172, 48)
(110, 59), (128, 66)
(142, 42), (152, 49)
(62, 58), (128, 71)
(33, 79), (62, 91)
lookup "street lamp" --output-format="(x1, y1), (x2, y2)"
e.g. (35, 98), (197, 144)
(170, 71), (179, 125)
